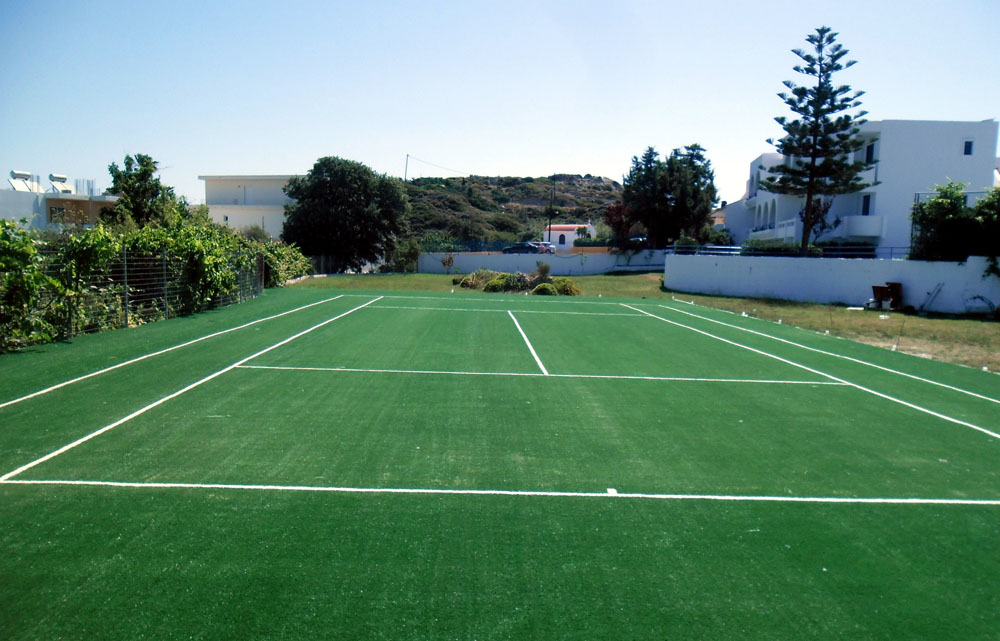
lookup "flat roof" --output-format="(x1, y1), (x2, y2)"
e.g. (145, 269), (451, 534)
(198, 175), (298, 181)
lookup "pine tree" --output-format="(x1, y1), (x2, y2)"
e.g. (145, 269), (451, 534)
(760, 26), (876, 255)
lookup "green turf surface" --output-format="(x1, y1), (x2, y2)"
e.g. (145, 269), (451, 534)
(2, 288), (999, 640)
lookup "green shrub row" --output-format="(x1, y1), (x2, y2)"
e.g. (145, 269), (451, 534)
(0, 219), (311, 352)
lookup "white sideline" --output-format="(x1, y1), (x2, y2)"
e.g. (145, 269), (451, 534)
(0, 294), (345, 411)
(237, 364), (844, 386)
(0, 297), (382, 482)
(658, 303), (1000, 406)
(3, 478), (999, 506)
(622, 305), (1000, 441)
(508, 311), (549, 375)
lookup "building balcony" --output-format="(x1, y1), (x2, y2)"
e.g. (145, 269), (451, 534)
(834, 215), (885, 239)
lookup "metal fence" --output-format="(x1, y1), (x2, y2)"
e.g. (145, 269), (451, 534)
(31, 248), (264, 338)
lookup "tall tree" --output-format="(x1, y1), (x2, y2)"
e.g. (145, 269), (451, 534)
(664, 144), (718, 241)
(102, 154), (183, 228)
(760, 26), (876, 255)
(622, 145), (718, 247)
(281, 156), (408, 272)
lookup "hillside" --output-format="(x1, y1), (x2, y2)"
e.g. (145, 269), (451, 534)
(403, 174), (622, 247)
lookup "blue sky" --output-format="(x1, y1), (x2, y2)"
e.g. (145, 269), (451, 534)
(2, 0), (998, 206)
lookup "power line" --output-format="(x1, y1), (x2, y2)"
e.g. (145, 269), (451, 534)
(405, 154), (469, 178)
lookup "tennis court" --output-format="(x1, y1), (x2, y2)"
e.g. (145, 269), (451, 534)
(2, 288), (998, 639)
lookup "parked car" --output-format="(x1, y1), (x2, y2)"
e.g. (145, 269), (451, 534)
(532, 242), (556, 254)
(502, 242), (541, 254)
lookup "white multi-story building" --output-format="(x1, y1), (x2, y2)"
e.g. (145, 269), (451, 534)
(198, 175), (296, 238)
(724, 119), (999, 257)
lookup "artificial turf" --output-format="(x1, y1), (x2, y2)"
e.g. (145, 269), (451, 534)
(1, 288), (998, 640)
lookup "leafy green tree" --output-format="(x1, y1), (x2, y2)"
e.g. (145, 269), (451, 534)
(760, 26), (876, 255)
(282, 156), (408, 272)
(911, 182), (1000, 277)
(665, 144), (718, 241)
(974, 188), (1000, 277)
(621, 145), (718, 248)
(0, 219), (58, 350)
(102, 154), (184, 228)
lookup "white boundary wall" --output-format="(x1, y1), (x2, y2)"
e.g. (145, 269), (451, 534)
(419, 250), (665, 276)
(664, 255), (1000, 314)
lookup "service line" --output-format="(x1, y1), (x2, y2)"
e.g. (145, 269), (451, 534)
(4, 478), (999, 506)
(657, 303), (1000, 406)
(237, 364), (843, 386)
(0, 294), (345, 411)
(624, 304), (1000, 441)
(0, 297), (382, 482)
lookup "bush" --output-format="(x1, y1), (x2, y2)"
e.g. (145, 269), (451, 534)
(741, 238), (822, 257)
(552, 277), (580, 296)
(531, 283), (557, 295)
(0, 219), (59, 351)
(459, 268), (498, 289)
(673, 236), (699, 255)
(483, 277), (506, 292)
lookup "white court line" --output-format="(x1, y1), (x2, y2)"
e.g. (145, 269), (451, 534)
(623, 304), (1000, 441)
(0, 297), (382, 482)
(4, 478), (999, 506)
(347, 293), (623, 307)
(237, 364), (843, 385)
(0, 294), (345, 411)
(508, 311), (549, 376)
(656, 303), (1000, 406)
(373, 305), (640, 317)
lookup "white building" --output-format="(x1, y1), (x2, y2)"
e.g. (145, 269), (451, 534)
(1, 170), (116, 229)
(725, 119), (1000, 257)
(543, 223), (597, 251)
(198, 175), (296, 238)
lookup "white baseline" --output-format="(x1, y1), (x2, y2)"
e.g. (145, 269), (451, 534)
(3, 478), (998, 506)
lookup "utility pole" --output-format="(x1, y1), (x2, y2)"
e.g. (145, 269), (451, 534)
(404, 154), (409, 182)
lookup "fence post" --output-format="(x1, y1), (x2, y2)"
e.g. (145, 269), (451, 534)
(162, 247), (169, 319)
(122, 247), (129, 327)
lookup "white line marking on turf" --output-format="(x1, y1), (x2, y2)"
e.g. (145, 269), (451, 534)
(236, 364), (845, 385)
(508, 310), (549, 376)
(373, 305), (641, 317)
(0, 297), (382, 482)
(622, 304), (1000, 441)
(0, 295), (345, 411)
(4, 478), (999, 506)
(657, 303), (1000, 406)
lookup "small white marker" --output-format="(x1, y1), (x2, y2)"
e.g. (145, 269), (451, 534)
(607, 488), (618, 495)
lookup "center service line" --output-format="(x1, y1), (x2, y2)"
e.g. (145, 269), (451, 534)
(0, 297), (383, 482)
(508, 310), (549, 376)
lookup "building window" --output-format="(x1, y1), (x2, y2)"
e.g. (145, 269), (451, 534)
(865, 143), (875, 164)
(964, 140), (973, 155)
(862, 194), (871, 216)
(558, 234), (566, 245)
(223, 215), (229, 222)
(48, 206), (65, 222)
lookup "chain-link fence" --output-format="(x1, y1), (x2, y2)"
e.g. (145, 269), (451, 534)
(32, 248), (264, 338)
